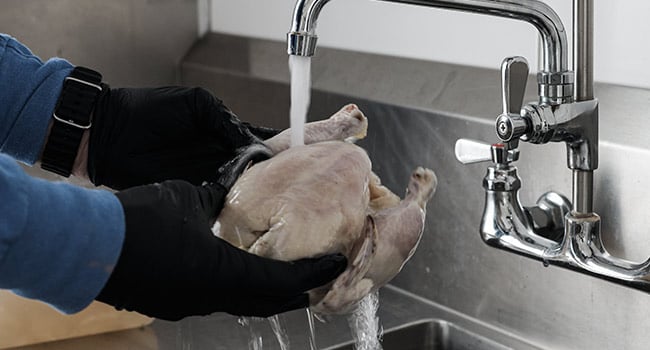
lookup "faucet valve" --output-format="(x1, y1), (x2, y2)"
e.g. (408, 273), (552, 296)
(496, 114), (530, 143)
(455, 138), (570, 249)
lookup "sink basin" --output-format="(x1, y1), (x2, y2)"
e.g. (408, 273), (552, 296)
(325, 319), (511, 350)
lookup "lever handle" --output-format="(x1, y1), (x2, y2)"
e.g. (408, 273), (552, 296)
(501, 56), (529, 115)
(497, 56), (531, 143)
(455, 139), (492, 164)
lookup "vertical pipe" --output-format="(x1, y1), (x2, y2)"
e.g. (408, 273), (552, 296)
(572, 0), (594, 213)
(574, 0), (594, 101)
(573, 170), (593, 213)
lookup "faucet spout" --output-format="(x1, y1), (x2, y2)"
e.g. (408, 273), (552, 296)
(287, 0), (330, 56)
(288, 0), (572, 103)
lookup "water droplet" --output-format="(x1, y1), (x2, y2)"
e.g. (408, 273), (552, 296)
(542, 259), (550, 267)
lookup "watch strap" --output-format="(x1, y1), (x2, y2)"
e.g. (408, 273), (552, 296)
(41, 67), (102, 177)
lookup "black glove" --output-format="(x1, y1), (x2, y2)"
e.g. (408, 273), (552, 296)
(216, 143), (273, 189)
(96, 180), (347, 321)
(88, 86), (280, 190)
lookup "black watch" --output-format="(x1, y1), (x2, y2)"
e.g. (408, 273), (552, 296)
(41, 67), (103, 177)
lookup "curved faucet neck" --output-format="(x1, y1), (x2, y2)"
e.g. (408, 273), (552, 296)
(289, 0), (572, 102)
(378, 0), (568, 75)
(289, 0), (330, 34)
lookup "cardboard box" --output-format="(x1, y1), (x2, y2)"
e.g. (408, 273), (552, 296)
(0, 291), (153, 349)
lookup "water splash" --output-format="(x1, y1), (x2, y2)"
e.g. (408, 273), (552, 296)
(238, 315), (292, 350)
(238, 316), (264, 350)
(348, 292), (383, 350)
(237, 297), (383, 350)
(289, 55), (312, 147)
(306, 308), (319, 350)
(268, 314), (290, 350)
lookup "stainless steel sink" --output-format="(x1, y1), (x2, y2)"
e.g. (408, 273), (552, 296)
(325, 319), (511, 350)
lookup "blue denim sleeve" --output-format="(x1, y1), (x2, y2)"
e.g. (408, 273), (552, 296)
(0, 33), (73, 164)
(0, 154), (125, 313)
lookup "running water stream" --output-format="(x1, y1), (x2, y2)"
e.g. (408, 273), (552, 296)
(349, 292), (383, 350)
(289, 55), (312, 147)
(237, 55), (382, 350)
(290, 53), (320, 350)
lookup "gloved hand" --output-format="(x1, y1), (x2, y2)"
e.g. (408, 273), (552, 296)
(87, 86), (280, 190)
(96, 179), (347, 321)
(216, 143), (273, 190)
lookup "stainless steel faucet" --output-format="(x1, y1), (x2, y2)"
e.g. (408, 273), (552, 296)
(288, 0), (650, 293)
(288, 0), (572, 105)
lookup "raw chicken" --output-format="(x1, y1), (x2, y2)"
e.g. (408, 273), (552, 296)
(213, 104), (437, 314)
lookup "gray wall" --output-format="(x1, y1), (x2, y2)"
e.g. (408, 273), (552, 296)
(182, 33), (650, 350)
(1, 0), (198, 87)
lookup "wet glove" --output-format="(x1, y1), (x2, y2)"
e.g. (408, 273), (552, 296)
(96, 179), (347, 321)
(87, 86), (280, 190)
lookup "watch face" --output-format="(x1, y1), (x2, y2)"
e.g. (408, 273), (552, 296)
(54, 75), (102, 129)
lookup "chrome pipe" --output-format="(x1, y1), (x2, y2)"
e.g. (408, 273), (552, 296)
(574, 0), (594, 102)
(288, 0), (330, 35)
(572, 169), (593, 213)
(287, 0), (570, 73)
(455, 146), (650, 295)
(571, 0), (595, 214)
(288, 0), (573, 104)
(375, 0), (569, 75)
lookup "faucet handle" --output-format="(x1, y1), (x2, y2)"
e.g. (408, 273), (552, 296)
(501, 56), (529, 115)
(455, 139), (520, 165)
(455, 139), (492, 164)
(497, 56), (531, 143)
